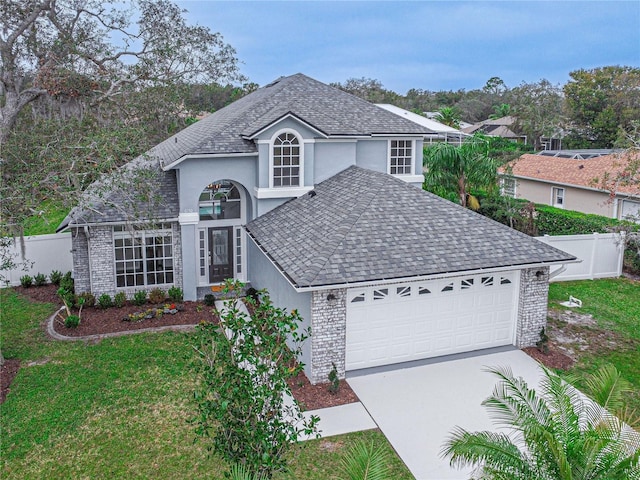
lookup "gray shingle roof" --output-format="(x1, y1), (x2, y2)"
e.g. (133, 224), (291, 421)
(59, 73), (431, 229)
(245, 166), (576, 288)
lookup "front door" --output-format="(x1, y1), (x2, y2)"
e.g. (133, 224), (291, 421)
(209, 227), (233, 283)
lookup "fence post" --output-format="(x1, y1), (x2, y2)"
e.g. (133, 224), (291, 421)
(589, 232), (598, 280)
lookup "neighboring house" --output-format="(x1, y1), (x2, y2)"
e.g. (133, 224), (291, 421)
(499, 151), (640, 222)
(375, 104), (468, 145)
(463, 115), (527, 144)
(59, 74), (575, 384)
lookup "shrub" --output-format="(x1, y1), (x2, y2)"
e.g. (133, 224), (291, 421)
(328, 362), (340, 394)
(148, 288), (165, 304)
(132, 290), (147, 306)
(34, 272), (47, 286)
(77, 292), (95, 308)
(203, 293), (216, 307)
(167, 286), (183, 303)
(20, 275), (33, 288)
(57, 286), (76, 310)
(535, 204), (626, 236)
(49, 270), (63, 286)
(97, 293), (113, 309)
(59, 272), (74, 292)
(114, 291), (127, 308)
(64, 314), (80, 328)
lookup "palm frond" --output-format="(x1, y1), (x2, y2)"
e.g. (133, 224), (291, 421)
(339, 439), (390, 480)
(441, 427), (537, 479)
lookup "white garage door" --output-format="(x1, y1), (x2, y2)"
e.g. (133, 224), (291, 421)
(346, 272), (519, 370)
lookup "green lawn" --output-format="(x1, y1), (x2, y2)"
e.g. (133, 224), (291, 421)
(548, 278), (640, 411)
(0, 289), (413, 479)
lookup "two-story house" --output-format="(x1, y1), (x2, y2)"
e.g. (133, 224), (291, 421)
(59, 74), (575, 383)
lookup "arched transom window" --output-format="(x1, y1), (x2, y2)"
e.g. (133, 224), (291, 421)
(272, 132), (301, 187)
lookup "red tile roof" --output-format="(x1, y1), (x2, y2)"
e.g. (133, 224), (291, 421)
(501, 152), (640, 197)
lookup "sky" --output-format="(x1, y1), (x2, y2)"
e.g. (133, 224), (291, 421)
(176, 1), (640, 93)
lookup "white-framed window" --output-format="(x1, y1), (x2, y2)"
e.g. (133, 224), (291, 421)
(113, 224), (174, 288)
(389, 139), (414, 175)
(500, 177), (516, 197)
(272, 131), (302, 187)
(552, 187), (565, 208)
(620, 199), (640, 223)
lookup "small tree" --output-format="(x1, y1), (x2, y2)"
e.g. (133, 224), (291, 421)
(424, 135), (499, 208)
(442, 365), (640, 479)
(192, 280), (318, 478)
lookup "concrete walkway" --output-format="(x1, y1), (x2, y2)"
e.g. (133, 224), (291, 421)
(347, 349), (545, 480)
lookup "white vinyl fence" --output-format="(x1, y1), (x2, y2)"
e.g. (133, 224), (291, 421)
(2, 233), (73, 286)
(536, 232), (625, 282)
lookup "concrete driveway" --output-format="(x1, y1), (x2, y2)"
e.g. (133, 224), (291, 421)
(346, 348), (545, 480)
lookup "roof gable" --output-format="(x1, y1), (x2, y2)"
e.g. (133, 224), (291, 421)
(246, 166), (575, 288)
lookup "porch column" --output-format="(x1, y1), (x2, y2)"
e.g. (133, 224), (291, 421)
(179, 212), (199, 301)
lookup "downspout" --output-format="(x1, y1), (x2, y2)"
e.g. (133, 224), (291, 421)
(549, 264), (568, 280)
(84, 225), (93, 293)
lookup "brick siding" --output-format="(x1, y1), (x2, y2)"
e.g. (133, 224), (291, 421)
(310, 288), (347, 384)
(516, 267), (550, 347)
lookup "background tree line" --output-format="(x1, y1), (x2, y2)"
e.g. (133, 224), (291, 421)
(332, 66), (640, 151)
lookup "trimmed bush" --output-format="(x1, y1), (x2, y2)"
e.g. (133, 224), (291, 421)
(203, 293), (216, 307)
(64, 314), (80, 328)
(167, 286), (183, 303)
(114, 291), (127, 308)
(57, 287), (76, 309)
(59, 272), (74, 293)
(20, 275), (33, 288)
(535, 205), (628, 236)
(148, 288), (165, 304)
(97, 293), (113, 309)
(49, 270), (63, 286)
(132, 290), (147, 306)
(77, 292), (95, 308)
(34, 273), (47, 286)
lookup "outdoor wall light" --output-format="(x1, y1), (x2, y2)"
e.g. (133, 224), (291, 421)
(536, 270), (544, 279)
(326, 293), (336, 301)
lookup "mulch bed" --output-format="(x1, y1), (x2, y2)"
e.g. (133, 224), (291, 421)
(287, 370), (359, 411)
(523, 344), (575, 370)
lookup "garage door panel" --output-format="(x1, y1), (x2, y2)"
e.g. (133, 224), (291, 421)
(346, 272), (519, 370)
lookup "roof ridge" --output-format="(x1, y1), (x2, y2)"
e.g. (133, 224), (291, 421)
(301, 167), (385, 285)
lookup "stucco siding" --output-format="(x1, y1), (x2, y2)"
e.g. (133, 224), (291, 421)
(246, 238), (313, 376)
(355, 139), (388, 172)
(515, 179), (614, 217)
(314, 141), (356, 183)
(175, 156), (258, 214)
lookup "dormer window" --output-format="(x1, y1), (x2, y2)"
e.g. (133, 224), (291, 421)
(389, 139), (414, 175)
(272, 131), (302, 187)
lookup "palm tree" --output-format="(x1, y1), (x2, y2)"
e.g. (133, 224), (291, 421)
(441, 365), (640, 480)
(434, 106), (461, 128)
(489, 103), (511, 120)
(423, 136), (498, 208)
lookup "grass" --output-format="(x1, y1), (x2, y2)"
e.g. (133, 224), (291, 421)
(21, 200), (69, 236)
(548, 278), (640, 411)
(0, 289), (413, 479)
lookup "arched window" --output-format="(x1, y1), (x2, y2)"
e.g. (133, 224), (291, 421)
(198, 181), (241, 221)
(272, 132), (301, 187)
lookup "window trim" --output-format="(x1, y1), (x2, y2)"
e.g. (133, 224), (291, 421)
(552, 186), (565, 208)
(387, 139), (415, 176)
(269, 129), (304, 189)
(500, 176), (517, 197)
